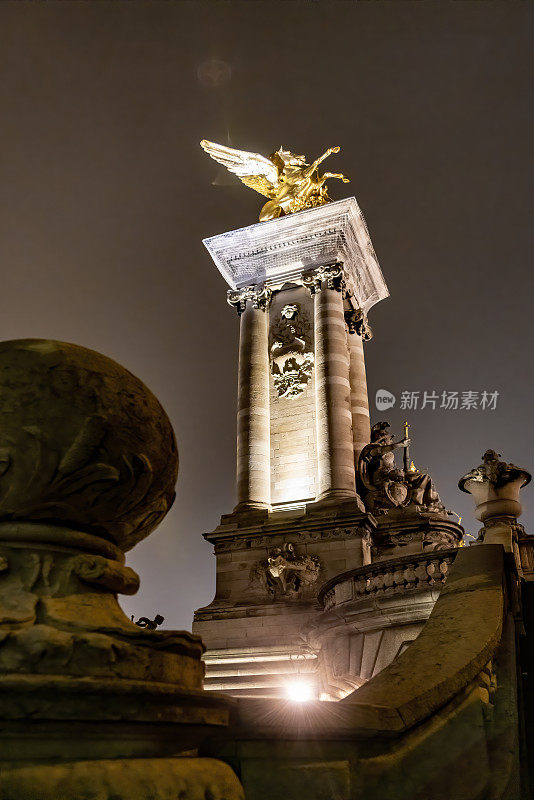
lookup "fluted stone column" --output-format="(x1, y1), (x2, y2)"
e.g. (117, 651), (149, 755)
(228, 285), (271, 510)
(305, 266), (357, 502)
(346, 307), (372, 465)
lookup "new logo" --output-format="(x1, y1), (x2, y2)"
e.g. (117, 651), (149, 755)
(375, 389), (396, 410)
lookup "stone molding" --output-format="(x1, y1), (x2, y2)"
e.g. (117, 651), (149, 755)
(210, 522), (373, 554)
(372, 524), (462, 558)
(202, 197), (389, 316)
(0, 756), (244, 800)
(518, 532), (534, 580)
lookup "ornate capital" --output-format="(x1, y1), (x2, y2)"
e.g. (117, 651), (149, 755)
(302, 264), (345, 294)
(227, 284), (272, 315)
(345, 306), (373, 340)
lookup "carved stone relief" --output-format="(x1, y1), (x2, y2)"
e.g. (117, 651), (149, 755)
(248, 543), (321, 600)
(344, 307), (373, 340)
(269, 303), (314, 399)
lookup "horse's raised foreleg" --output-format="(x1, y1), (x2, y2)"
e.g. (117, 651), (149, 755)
(308, 146), (341, 173)
(322, 172), (350, 183)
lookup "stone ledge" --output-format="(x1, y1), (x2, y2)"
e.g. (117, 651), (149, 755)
(318, 548), (459, 610)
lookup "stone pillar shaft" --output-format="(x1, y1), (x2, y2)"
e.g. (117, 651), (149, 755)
(236, 298), (271, 509)
(313, 277), (357, 501)
(348, 332), (371, 465)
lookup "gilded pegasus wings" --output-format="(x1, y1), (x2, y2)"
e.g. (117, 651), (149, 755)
(200, 140), (279, 199)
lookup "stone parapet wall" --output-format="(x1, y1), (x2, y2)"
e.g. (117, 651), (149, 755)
(320, 549), (458, 612)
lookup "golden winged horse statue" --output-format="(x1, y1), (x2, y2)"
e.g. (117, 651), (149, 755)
(200, 140), (350, 222)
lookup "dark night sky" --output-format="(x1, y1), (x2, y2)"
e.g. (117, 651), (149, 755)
(0, 1), (532, 629)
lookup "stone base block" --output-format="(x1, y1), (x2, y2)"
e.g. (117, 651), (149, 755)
(0, 757), (244, 800)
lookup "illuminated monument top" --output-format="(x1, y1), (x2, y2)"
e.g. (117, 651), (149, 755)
(202, 196), (385, 510)
(201, 139), (388, 313)
(203, 197), (389, 313)
(200, 139), (351, 222)
(199, 140), (391, 513)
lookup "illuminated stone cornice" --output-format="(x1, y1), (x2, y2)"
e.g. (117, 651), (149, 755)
(204, 197), (389, 314)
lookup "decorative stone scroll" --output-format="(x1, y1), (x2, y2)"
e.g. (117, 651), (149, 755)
(227, 284), (272, 315)
(344, 306), (373, 340)
(269, 303), (314, 399)
(302, 263), (345, 294)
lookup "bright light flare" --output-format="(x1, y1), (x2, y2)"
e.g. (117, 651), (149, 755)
(285, 680), (314, 702)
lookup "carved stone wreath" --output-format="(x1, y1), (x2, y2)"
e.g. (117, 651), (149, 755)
(269, 304), (314, 399)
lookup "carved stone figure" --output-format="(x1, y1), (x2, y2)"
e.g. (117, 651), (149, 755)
(358, 422), (446, 515)
(249, 543), (320, 599)
(269, 304), (314, 398)
(200, 140), (350, 221)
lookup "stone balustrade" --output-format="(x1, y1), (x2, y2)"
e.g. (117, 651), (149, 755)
(319, 549), (459, 612)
